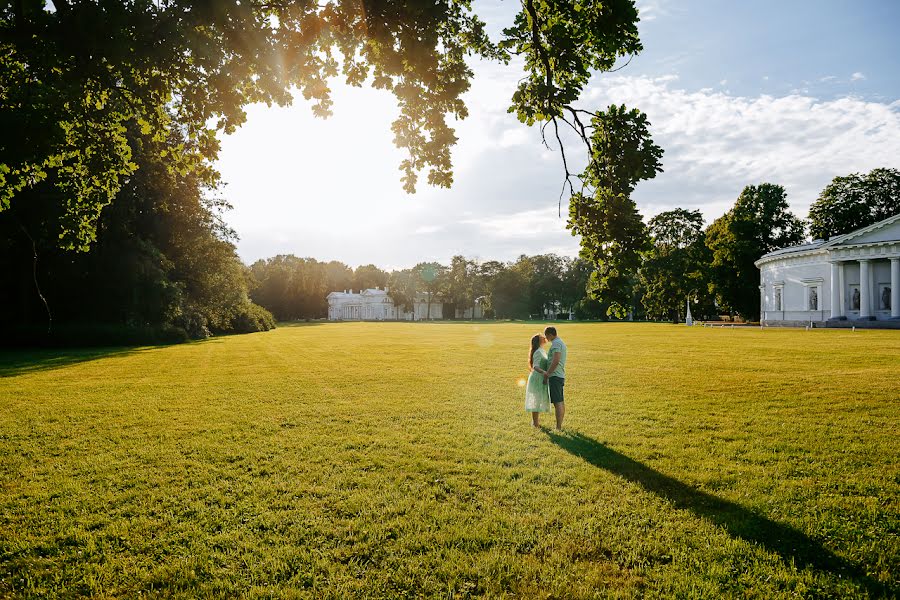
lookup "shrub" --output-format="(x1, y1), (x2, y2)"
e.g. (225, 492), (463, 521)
(229, 303), (276, 334)
(176, 307), (212, 340)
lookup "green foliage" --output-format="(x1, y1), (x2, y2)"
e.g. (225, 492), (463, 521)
(387, 268), (419, 313)
(501, 0), (641, 126)
(447, 255), (478, 317)
(580, 104), (664, 197)
(570, 189), (650, 318)
(250, 255), (332, 320)
(353, 264), (389, 292)
(706, 184), (806, 320)
(1, 0), (646, 250)
(568, 105), (662, 319)
(640, 209), (715, 322)
(808, 167), (900, 239)
(416, 262), (450, 319)
(0, 121), (272, 341)
(523, 253), (566, 317)
(1, 323), (896, 597)
(230, 301), (277, 334)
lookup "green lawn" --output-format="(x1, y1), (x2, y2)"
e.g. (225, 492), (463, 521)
(1, 323), (898, 599)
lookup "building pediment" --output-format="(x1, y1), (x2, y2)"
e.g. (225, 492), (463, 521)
(756, 213), (900, 267)
(825, 213), (900, 248)
(360, 288), (388, 297)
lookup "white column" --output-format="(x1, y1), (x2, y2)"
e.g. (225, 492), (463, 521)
(830, 262), (842, 319)
(891, 258), (900, 319)
(759, 285), (766, 321)
(858, 259), (873, 320)
(839, 262), (846, 316)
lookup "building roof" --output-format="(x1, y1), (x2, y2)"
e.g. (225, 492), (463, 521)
(756, 212), (900, 266)
(326, 288), (388, 299)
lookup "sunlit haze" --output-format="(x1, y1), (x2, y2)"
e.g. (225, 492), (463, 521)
(217, 0), (900, 269)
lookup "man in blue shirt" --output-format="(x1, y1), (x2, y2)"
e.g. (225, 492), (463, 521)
(543, 326), (567, 430)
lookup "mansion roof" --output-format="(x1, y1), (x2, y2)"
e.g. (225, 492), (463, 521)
(326, 288), (389, 299)
(756, 213), (900, 266)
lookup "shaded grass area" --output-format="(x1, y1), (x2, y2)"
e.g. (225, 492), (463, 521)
(0, 323), (898, 598)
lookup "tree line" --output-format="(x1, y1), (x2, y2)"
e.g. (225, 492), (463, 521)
(249, 167), (900, 324)
(2, 164), (896, 344)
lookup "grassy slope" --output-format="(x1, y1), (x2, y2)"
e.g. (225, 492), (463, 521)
(0, 323), (897, 599)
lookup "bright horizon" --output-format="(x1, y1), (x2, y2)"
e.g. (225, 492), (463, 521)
(216, 0), (900, 270)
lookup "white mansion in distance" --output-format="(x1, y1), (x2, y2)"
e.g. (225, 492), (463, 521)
(756, 213), (900, 327)
(326, 287), (483, 321)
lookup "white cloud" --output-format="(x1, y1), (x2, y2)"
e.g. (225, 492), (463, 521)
(635, 0), (671, 22)
(414, 225), (444, 235)
(851, 72), (866, 81)
(586, 75), (900, 221)
(218, 61), (900, 267)
(462, 207), (570, 240)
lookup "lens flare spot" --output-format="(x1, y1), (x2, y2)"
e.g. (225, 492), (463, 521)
(476, 332), (495, 348)
(517, 378), (526, 387)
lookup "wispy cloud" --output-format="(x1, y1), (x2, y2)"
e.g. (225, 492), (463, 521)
(414, 225), (444, 235)
(851, 71), (866, 81)
(635, 0), (671, 22)
(219, 62), (900, 267)
(586, 75), (900, 219)
(461, 207), (570, 240)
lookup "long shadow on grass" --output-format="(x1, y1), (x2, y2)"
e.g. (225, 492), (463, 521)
(0, 340), (210, 377)
(547, 431), (891, 598)
(0, 347), (148, 378)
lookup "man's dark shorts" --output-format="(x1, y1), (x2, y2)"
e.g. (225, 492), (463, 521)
(549, 377), (565, 404)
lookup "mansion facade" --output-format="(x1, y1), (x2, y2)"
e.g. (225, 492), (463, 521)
(326, 287), (483, 321)
(756, 213), (900, 327)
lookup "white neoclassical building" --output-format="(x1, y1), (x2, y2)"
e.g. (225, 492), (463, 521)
(756, 213), (900, 327)
(326, 288), (484, 321)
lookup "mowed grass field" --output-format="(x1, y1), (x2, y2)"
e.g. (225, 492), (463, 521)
(0, 323), (898, 599)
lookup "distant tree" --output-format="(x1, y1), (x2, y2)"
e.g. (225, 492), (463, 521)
(353, 264), (389, 292)
(416, 262), (449, 319)
(706, 184), (805, 320)
(447, 255), (480, 319)
(640, 209), (713, 322)
(491, 264), (530, 320)
(808, 168), (900, 239)
(477, 260), (507, 318)
(560, 258), (592, 317)
(324, 261), (354, 294)
(568, 104), (663, 318)
(387, 269), (418, 314)
(526, 254), (566, 318)
(250, 255), (328, 320)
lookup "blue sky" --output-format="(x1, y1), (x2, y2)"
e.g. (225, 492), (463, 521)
(631, 0), (900, 100)
(216, 1), (900, 269)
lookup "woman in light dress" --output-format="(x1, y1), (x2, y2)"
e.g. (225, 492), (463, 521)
(525, 333), (551, 427)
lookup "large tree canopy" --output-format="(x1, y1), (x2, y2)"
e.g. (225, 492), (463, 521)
(1, 0), (644, 250)
(568, 104), (663, 318)
(706, 184), (805, 320)
(807, 167), (900, 240)
(640, 208), (714, 323)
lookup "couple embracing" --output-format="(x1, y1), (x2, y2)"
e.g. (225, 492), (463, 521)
(525, 326), (567, 430)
